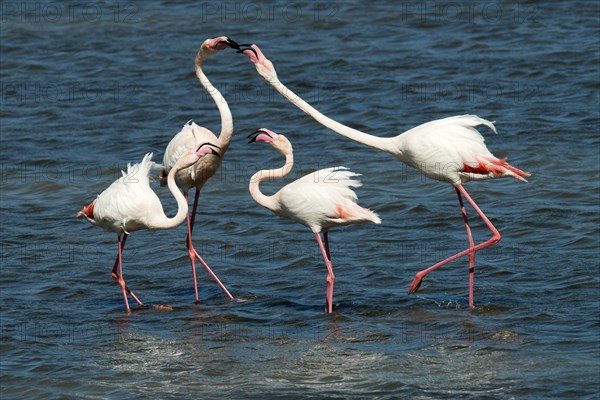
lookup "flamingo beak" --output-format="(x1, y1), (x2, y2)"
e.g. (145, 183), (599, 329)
(196, 142), (221, 157)
(247, 129), (276, 144)
(219, 37), (241, 50)
(237, 45), (257, 57)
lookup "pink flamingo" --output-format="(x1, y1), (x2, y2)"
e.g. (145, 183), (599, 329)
(248, 128), (381, 313)
(77, 144), (221, 313)
(240, 45), (531, 308)
(160, 37), (240, 303)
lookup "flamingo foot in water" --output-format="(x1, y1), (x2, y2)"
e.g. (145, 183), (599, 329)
(408, 274), (424, 294)
(111, 272), (143, 305)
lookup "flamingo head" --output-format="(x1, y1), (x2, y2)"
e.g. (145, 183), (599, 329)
(248, 128), (292, 155)
(238, 44), (278, 81)
(175, 142), (221, 170)
(196, 36), (239, 69)
(199, 36), (240, 58)
(195, 142), (221, 157)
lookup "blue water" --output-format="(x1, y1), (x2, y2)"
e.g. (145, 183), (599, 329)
(1, 1), (599, 398)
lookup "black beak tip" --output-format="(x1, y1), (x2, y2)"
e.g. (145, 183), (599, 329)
(225, 37), (240, 50)
(247, 129), (265, 143)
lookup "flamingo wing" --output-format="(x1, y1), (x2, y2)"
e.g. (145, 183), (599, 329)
(93, 153), (162, 233)
(277, 167), (380, 232)
(395, 115), (520, 183)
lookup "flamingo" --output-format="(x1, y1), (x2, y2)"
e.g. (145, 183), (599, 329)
(160, 36), (240, 303)
(239, 44), (531, 308)
(77, 143), (221, 313)
(247, 128), (381, 313)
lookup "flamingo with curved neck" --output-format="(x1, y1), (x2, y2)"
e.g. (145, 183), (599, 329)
(161, 36), (240, 303)
(240, 44), (531, 308)
(248, 128), (381, 313)
(77, 144), (221, 313)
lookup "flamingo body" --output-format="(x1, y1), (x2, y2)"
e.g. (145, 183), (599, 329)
(84, 154), (164, 234)
(274, 166), (381, 233)
(389, 115), (528, 185)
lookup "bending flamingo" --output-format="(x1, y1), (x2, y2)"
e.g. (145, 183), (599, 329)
(247, 128), (381, 313)
(161, 36), (240, 303)
(77, 144), (221, 313)
(240, 44), (531, 308)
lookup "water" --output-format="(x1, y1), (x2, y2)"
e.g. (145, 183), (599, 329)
(1, 1), (599, 398)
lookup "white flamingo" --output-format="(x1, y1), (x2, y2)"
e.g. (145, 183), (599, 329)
(77, 144), (221, 313)
(248, 128), (381, 313)
(160, 36), (240, 303)
(240, 44), (531, 308)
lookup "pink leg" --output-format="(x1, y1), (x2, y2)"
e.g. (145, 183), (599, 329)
(456, 187), (476, 309)
(110, 233), (127, 277)
(408, 184), (501, 304)
(324, 232), (334, 312)
(323, 231), (332, 261)
(110, 234), (143, 307)
(114, 235), (132, 313)
(188, 189), (200, 239)
(186, 189), (233, 302)
(185, 192), (200, 303)
(316, 232), (335, 313)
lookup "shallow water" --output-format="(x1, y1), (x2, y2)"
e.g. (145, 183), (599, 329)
(1, 1), (599, 399)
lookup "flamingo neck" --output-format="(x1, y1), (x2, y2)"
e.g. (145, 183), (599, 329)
(249, 149), (293, 213)
(264, 75), (395, 153)
(195, 50), (233, 153)
(147, 162), (189, 230)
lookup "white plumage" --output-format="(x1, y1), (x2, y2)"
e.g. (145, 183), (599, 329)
(91, 153), (161, 234)
(275, 166), (380, 233)
(390, 114), (525, 184)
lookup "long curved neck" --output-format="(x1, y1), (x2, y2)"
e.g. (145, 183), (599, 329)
(148, 165), (189, 230)
(249, 150), (294, 213)
(196, 50), (233, 152)
(265, 75), (395, 153)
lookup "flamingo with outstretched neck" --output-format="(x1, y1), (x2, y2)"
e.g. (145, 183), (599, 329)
(161, 36), (240, 303)
(239, 44), (530, 308)
(248, 128), (381, 313)
(77, 144), (221, 313)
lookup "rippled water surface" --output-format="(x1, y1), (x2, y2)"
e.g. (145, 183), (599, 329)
(1, 1), (599, 399)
